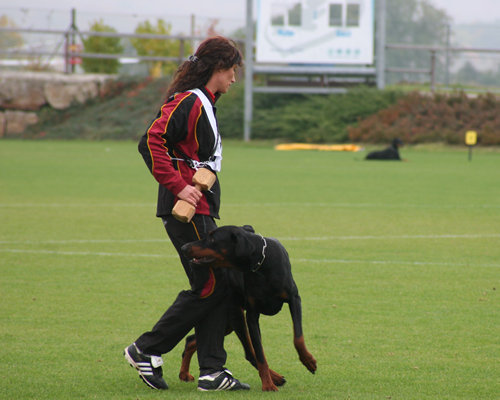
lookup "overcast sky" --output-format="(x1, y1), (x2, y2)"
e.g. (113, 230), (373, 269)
(430, 0), (499, 23)
(2, 0), (500, 25)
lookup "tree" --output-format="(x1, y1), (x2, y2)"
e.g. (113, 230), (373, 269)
(131, 19), (192, 78)
(385, 0), (452, 84)
(453, 61), (500, 87)
(82, 20), (123, 74)
(0, 15), (23, 49)
(455, 61), (478, 85)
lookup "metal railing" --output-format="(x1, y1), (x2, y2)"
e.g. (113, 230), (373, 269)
(386, 43), (500, 92)
(0, 26), (243, 73)
(2, 26), (499, 93)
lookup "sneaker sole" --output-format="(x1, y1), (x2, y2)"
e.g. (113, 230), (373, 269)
(197, 380), (248, 391)
(124, 347), (164, 390)
(197, 386), (246, 392)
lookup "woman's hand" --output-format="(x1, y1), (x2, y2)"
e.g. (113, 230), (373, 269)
(177, 185), (202, 207)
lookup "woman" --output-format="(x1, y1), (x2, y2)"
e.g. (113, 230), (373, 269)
(124, 36), (248, 392)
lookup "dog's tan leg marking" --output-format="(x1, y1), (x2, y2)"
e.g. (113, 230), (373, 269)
(294, 335), (317, 373)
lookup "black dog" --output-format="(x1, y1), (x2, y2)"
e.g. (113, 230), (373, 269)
(180, 225), (317, 391)
(365, 138), (403, 160)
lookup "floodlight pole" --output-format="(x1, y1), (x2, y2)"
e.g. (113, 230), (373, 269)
(243, 0), (254, 141)
(376, 0), (386, 89)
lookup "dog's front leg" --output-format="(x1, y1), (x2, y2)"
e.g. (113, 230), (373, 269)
(289, 293), (317, 373)
(231, 306), (286, 387)
(229, 305), (258, 368)
(246, 309), (278, 391)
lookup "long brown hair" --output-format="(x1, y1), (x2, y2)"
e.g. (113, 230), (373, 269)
(166, 36), (243, 98)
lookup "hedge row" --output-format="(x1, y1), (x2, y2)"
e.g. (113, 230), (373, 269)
(223, 86), (403, 143)
(347, 91), (500, 145)
(26, 76), (500, 145)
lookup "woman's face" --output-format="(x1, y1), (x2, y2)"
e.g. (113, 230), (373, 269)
(207, 65), (238, 94)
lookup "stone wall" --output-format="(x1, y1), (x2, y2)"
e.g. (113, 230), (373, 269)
(0, 71), (116, 137)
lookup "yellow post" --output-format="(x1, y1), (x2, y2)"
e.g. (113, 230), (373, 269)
(465, 131), (477, 146)
(465, 131), (477, 162)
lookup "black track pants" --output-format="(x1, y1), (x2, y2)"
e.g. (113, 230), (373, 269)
(134, 214), (229, 375)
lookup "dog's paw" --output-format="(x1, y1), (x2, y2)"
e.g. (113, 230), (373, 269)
(300, 353), (317, 374)
(262, 382), (279, 392)
(179, 371), (195, 382)
(269, 369), (286, 386)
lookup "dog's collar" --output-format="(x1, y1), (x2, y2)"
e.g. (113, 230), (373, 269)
(252, 234), (267, 272)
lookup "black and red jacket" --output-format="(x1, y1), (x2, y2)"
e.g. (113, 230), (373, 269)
(138, 86), (221, 219)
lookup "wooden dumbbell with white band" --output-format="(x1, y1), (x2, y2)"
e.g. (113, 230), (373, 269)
(172, 168), (216, 223)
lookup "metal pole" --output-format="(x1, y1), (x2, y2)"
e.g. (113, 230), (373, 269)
(430, 50), (436, 92)
(64, 31), (70, 74)
(179, 37), (185, 64)
(190, 14), (196, 51)
(376, 0), (386, 89)
(445, 23), (450, 88)
(243, 0), (254, 142)
(71, 8), (77, 73)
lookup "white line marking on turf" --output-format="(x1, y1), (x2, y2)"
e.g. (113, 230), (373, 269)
(0, 239), (166, 244)
(1, 202), (499, 209)
(281, 233), (500, 241)
(0, 203), (155, 208)
(1, 233), (499, 245)
(225, 202), (500, 209)
(0, 248), (178, 258)
(0, 248), (498, 268)
(294, 258), (500, 268)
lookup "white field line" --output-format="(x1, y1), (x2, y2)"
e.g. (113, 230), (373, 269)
(0, 248), (176, 258)
(226, 202), (500, 209)
(0, 239), (166, 244)
(281, 233), (500, 241)
(0, 203), (155, 208)
(0, 202), (499, 209)
(293, 258), (500, 268)
(1, 233), (499, 245)
(0, 248), (498, 268)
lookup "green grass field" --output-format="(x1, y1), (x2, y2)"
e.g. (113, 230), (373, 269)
(1, 140), (499, 399)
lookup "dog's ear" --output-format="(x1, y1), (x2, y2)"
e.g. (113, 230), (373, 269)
(233, 232), (254, 257)
(232, 231), (259, 268)
(242, 225), (255, 233)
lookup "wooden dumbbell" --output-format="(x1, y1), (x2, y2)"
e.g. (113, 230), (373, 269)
(172, 168), (216, 223)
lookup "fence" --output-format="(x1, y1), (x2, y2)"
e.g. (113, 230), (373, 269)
(386, 43), (500, 93)
(2, 5), (500, 86)
(0, 7), (244, 75)
(0, 26), (211, 74)
(1, 28), (499, 94)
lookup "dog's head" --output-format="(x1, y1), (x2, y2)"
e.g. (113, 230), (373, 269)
(181, 225), (262, 271)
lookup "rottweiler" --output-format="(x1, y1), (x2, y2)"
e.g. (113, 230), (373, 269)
(180, 225), (317, 391)
(365, 138), (403, 160)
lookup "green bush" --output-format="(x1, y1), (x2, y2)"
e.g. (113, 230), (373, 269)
(215, 82), (245, 139)
(82, 20), (123, 74)
(216, 83), (306, 140)
(250, 87), (403, 142)
(131, 19), (192, 77)
(217, 85), (401, 143)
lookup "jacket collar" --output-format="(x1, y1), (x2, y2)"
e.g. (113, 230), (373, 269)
(200, 86), (220, 104)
